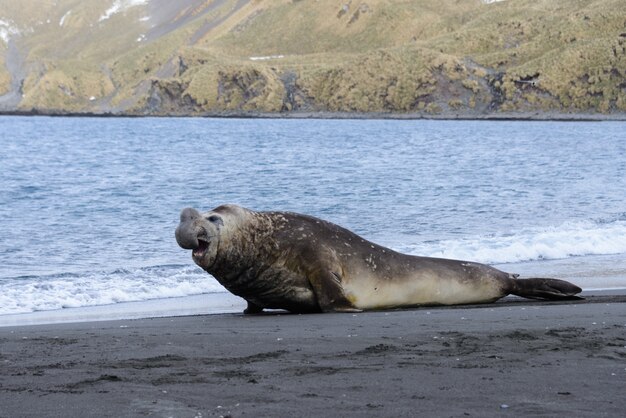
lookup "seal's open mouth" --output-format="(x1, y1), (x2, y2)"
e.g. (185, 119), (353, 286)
(192, 238), (209, 258)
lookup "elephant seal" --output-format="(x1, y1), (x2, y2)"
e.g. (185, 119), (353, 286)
(175, 204), (582, 314)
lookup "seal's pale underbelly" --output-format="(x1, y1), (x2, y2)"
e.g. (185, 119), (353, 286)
(341, 258), (507, 309)
(344, 274), (504, 309)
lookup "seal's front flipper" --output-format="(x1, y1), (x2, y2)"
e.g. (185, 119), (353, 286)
(511, 278), (584, 300)
(243, 300), (264, 314)
(309, 270), (362, 313)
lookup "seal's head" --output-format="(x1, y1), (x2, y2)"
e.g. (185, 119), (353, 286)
(175, 207), (225, 269)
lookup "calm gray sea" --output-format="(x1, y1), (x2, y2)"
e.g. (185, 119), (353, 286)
(1, 116), (625, 319)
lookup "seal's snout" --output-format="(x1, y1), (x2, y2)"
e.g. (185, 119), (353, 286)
(176, 207), (202, 250)
(180, 207), (201, 223)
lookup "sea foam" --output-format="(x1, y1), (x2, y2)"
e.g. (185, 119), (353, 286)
(0, 265), (225, 316)
(394, 217), (626, 265)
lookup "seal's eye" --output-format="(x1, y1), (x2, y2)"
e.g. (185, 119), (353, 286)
(207, 215), (222, 224)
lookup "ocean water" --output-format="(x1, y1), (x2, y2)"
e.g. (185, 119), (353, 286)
(1, 116), (625, 323)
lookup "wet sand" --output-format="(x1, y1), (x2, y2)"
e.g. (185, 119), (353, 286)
(1, 295), (625, 417)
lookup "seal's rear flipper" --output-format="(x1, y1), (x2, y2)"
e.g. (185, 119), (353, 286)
(511, 278), (584, 300)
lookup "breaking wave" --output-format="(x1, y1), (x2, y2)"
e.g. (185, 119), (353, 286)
(0, 265), (225, 316)
(395, 217), (626, 265)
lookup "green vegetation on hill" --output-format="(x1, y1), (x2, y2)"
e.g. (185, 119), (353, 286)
(0, 50), (9, 95)
(1, 0), (624, 116)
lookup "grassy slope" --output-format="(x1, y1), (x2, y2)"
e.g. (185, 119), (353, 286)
(17, 0), (149, 111)
(0, 45), (8, 95)
(1, 0), (625, 115)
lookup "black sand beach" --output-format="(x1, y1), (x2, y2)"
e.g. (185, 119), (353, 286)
(1, 295), (625, 417)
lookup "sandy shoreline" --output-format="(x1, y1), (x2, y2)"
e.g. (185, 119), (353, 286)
(1, 296), (625, 417)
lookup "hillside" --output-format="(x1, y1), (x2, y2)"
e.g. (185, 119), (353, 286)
(0, 0), (625, 117)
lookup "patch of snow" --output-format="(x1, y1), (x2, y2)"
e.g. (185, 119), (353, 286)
(60, 10), (71, 27)
(136, 34), (145, 42)
(99, 0), (149, 23)
(0, 19), (20, 44)
(482, 0), (507, 3)
(249, 55), (285, 61)
(139, 16), (150, 22)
